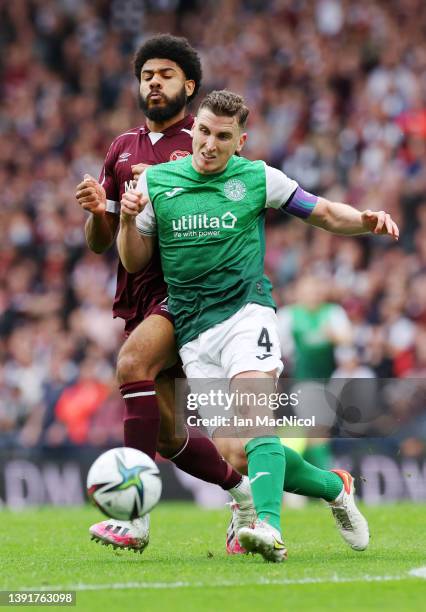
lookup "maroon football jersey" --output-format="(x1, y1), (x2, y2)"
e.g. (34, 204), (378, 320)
(99, 114), (193, 332)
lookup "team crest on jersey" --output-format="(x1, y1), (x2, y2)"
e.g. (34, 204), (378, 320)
(170, 150), (191, 161)
(224, 179), (247, 201)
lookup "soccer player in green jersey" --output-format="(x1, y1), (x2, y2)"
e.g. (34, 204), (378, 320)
(118, 90), (399, 562)
(277, 275), (354, 472)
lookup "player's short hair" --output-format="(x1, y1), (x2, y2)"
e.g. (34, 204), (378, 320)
(133, 34), (202, 101)
(198, 90), (249, 128)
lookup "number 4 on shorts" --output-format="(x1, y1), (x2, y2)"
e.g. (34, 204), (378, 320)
(257, 327), (273, 359)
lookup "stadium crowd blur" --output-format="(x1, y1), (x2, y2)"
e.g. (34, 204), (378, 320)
(0, 0), (425, 455)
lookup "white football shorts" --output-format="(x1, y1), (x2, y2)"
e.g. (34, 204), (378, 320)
(179, 303), (283, 380)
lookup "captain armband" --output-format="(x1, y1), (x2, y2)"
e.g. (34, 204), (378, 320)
(281, 186), (318, 219)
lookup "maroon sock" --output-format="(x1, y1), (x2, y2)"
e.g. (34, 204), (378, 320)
(170, 427), (242, 490)
(120, 380), (160, 460)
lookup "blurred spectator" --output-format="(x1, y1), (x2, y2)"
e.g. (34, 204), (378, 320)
(277, 275), (353, 379)
(277, 274), (353, 470)
(332, 346), (376, 379)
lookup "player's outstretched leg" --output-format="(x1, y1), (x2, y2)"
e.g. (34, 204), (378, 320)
(281, 446), (369, 551)
(89, 315), (175, 551)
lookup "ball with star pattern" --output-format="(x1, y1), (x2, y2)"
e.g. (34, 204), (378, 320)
(87, 447), (162, 520)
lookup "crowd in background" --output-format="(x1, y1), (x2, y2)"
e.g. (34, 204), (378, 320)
(0, 0), (425, 454)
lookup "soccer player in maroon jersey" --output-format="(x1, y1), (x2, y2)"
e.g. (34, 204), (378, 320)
(75, 35), (253, 553)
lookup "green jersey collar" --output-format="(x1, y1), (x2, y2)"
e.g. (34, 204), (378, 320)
(188, 154), (237, 181)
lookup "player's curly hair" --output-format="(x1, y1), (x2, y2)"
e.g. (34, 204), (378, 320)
(133, 34), (202, 102)
(198, 90), (249, 128)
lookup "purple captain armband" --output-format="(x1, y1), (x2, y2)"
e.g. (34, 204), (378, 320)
(282, 186), (318, 219)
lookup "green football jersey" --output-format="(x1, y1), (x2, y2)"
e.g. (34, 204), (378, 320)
(136, 155), (301, 348)
(278, 303), (352, 379)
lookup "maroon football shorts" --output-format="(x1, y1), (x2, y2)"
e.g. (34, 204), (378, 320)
(123, 299), (174, 338)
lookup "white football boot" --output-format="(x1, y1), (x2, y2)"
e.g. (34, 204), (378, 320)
(89, 514), (150, 553)
(328, 469), (369, 551)
(226, 501), (257, 554)
(226, 476), (257, 555)
(238, 519), (287, 563)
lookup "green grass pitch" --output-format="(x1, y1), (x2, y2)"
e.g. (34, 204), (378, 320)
(1, 502), (425, 611)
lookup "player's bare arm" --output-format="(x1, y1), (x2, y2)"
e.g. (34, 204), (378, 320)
(118, 189), (153, 273)
(75, 174), (119, 253)
(307, 197), (399, 240)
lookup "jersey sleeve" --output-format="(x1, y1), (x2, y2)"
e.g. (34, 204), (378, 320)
(328, 304), (352, 338)
(135, 171), (157, 236)
(99, 141), (120, 214)
(264, 163), (318, 219)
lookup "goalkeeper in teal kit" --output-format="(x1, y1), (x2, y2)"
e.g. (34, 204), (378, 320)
(118, 90), (399, 562)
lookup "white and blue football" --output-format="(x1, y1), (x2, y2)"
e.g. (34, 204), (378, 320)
(87, 447), (162, 520)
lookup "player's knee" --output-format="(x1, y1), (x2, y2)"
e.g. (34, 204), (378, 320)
(116, 348), (160, 384)
(116, 351), (142, 384)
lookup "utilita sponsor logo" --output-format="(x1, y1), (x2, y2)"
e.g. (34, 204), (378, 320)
(172, 212), (237, 231)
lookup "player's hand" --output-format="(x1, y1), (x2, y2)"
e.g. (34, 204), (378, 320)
(361, 210), (399, 240)
(131, 163), (151, 181)
(75, 174), (106, 215)
(120, 189), (148, 222)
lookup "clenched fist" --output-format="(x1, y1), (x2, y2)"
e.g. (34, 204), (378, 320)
(76, 174), (106, 215)
(120, 189), (149, 222)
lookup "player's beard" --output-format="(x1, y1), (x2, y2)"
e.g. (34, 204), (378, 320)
(139, 86), (187, 122)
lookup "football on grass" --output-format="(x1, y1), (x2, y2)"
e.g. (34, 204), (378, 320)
(87, 447), (162, 520)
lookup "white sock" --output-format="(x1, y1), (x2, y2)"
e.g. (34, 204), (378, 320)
(228, 475), (252, 504)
